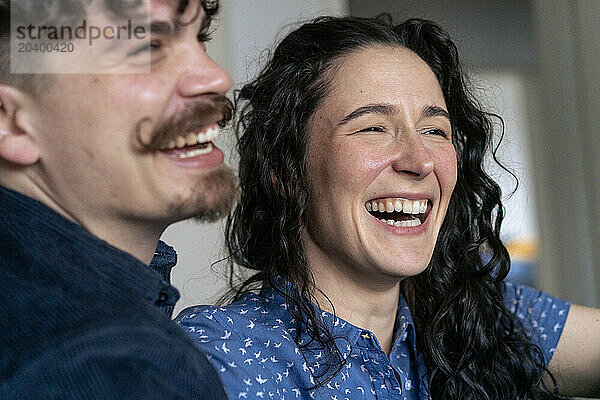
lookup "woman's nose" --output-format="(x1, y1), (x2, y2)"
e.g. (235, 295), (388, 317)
(390, 134), (435, 179)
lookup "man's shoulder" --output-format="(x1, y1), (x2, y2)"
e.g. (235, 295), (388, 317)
(0, 254), (166, 350)
(0, 321), (226, 400)
(0, 263), (224, 399)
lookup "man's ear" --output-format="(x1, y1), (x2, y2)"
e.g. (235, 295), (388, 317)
(0, 84), (40, 165)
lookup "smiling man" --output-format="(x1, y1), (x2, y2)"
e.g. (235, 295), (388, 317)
(0, 0), (234, 398)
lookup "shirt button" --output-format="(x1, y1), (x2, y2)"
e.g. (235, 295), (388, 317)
(157, 292), (168, 302)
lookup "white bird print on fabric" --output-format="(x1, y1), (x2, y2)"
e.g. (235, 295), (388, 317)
(221, 342), (230, 354)
(175, 283), (570, 400)
(221, 330), (232, 339)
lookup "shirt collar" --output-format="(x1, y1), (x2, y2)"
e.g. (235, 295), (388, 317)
(392, 294), (418, 355)
(150, 240), (178, 283)
(264, 282), (417, 357)
(0, 185), (179, 311)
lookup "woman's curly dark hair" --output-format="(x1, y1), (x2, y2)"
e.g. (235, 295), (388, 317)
(224, 15), (565, 400)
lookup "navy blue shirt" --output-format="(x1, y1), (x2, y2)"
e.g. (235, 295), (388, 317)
(177, 282), (570, 400)
(0, 185), (226, 399)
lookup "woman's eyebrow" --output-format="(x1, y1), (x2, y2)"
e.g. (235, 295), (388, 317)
(338, 103), (398, 126)
(422, 105), (450, 121)
(337, 103), (450, 126)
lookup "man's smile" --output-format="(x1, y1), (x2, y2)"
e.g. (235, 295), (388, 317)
(162, 124), (221, 159)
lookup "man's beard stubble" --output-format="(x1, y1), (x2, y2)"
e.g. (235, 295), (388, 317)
(185, 163), (238, 223)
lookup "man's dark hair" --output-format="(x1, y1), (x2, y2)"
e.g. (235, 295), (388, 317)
(225, 15), (565, 400)
(0, 0), (218, 93)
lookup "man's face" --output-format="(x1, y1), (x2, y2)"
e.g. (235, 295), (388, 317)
(26, 0), (235, 231)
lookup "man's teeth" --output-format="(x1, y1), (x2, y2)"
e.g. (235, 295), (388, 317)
(177, 143), (214, 159)
(365, 198), (427, 214)
(166, 126), (221, 150)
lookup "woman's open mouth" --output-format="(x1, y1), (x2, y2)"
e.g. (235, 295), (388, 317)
(365, 198), (430, 227)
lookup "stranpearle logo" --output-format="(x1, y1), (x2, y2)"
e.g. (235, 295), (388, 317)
(10, 1), (151, 74)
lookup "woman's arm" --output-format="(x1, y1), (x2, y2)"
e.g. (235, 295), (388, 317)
(547, 304), (600, 397)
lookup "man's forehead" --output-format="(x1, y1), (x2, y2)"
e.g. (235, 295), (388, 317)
(150, 0), (205, 22)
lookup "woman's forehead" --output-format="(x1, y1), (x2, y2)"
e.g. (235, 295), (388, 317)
(319, 45), (447, 122)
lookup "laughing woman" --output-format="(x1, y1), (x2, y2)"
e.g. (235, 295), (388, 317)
(177, 15), (600, 400)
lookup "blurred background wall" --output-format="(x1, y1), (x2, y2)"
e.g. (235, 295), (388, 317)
(164, 0), (600, 316)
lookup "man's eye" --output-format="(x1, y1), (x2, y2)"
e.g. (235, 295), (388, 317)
(129, 40), (161, 56)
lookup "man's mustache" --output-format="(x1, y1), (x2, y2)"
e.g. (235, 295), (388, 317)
(137, 95), (233, 151)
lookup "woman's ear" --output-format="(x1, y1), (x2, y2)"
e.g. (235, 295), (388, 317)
(0, 84), (40, 166)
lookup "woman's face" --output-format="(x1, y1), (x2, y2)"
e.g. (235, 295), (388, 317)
(303, 45), (457, 286)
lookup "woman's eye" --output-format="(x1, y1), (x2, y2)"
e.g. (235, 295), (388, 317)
(358, 126), (385, 133)
(423, 128), (449, 139)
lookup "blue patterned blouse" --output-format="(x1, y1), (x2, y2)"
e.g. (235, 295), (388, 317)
(176, 282), (570, 400)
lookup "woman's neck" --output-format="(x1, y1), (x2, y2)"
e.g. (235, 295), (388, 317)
(309, 260), (401, 356)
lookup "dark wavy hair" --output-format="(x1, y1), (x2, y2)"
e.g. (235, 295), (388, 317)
(225, 15), (565, 400)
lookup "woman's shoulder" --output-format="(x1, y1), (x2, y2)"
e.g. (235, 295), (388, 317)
(177, 293), (257, 335)
(175, 291), (293, 344)
(175, 292), (307, 399)
(502, 281), (570, 318)
(501, 281), (571, 365)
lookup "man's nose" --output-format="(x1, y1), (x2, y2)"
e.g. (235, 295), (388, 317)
(177, 50), (233, 98)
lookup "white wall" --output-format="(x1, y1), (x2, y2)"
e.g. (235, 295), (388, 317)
(530, 0), (600, 306)
(163, 0), (349, 317)
(474, 70), (539, 243)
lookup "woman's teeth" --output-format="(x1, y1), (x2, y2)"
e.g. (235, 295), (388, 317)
(380, 218), (421, 227)
(366, 198), (427, 214)
(366, 198), (428, 227)
(165, 126), (221, 150)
